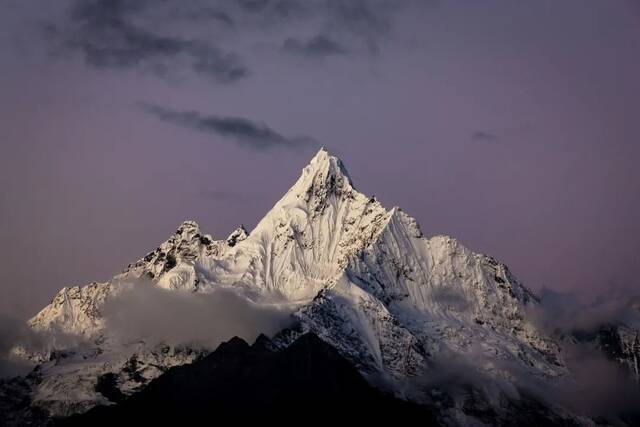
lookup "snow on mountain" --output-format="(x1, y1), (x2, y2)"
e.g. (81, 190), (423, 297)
(29, 282), (114, 339)
(18, 148), (570, 420)
(226, 225), (248, 247)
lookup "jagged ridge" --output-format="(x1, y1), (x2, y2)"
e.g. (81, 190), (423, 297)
(18, 148), (575, 422)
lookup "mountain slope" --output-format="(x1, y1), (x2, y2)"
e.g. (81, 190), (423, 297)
(60, 333), (439, 425)
(14, 148), (574, 422)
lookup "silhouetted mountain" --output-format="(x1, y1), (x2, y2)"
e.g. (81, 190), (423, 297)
(59, 333), (439, 425)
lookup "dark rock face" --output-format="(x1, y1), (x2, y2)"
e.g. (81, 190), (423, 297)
(596, 325), (640, 380)
(573, 324), (640, 382)
(0, 375), (50, 427)
(94, 373), (126, 405)
(58, 333), (439, 425)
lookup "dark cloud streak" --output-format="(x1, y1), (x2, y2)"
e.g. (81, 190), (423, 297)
(471, 131), (499, 143)
(38, 0), (412, 84)
(283, 34), (348, 58)
(47, 0), (247, 82)
(324, 0), (395, 53)
(142, 103), (317, 150)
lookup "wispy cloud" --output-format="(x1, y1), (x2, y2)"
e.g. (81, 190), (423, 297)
(142, 103), (317, 150)
(283, 34), (348, 58)
(323, 0), (394, 53)
(45, 0), (248, 82)
(471, 131), (499, 143)
(41, 0), (410, 79)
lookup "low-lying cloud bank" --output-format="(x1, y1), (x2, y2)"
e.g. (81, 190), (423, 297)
(409, 287), (640, 422)
(0, 281), (294, 379)
(530, 287), (640, 334)
(102, 283), (293, 349)
(532, 288), (640, 419)
(2, 282), (639, 422)
(0, 315), (44, 378)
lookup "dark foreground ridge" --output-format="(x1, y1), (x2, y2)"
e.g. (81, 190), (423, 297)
(58, 333), (439, 425)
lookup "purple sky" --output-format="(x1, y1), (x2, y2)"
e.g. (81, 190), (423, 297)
(1, 0), (639, 319)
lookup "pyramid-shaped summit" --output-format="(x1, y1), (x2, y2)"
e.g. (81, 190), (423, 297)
(296, 147), (354, 192)
(261, 147), (356, 219)
(26, 149), (564, 419)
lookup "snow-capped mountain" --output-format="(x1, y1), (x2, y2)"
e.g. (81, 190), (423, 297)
(14, 149), (578, 422)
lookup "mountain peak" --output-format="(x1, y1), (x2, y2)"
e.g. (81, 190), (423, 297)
(280, 148), (354, 207)
(305, 147), (352, 184)
(175, 220), (199, 237)
(226, 225), (248, 247)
